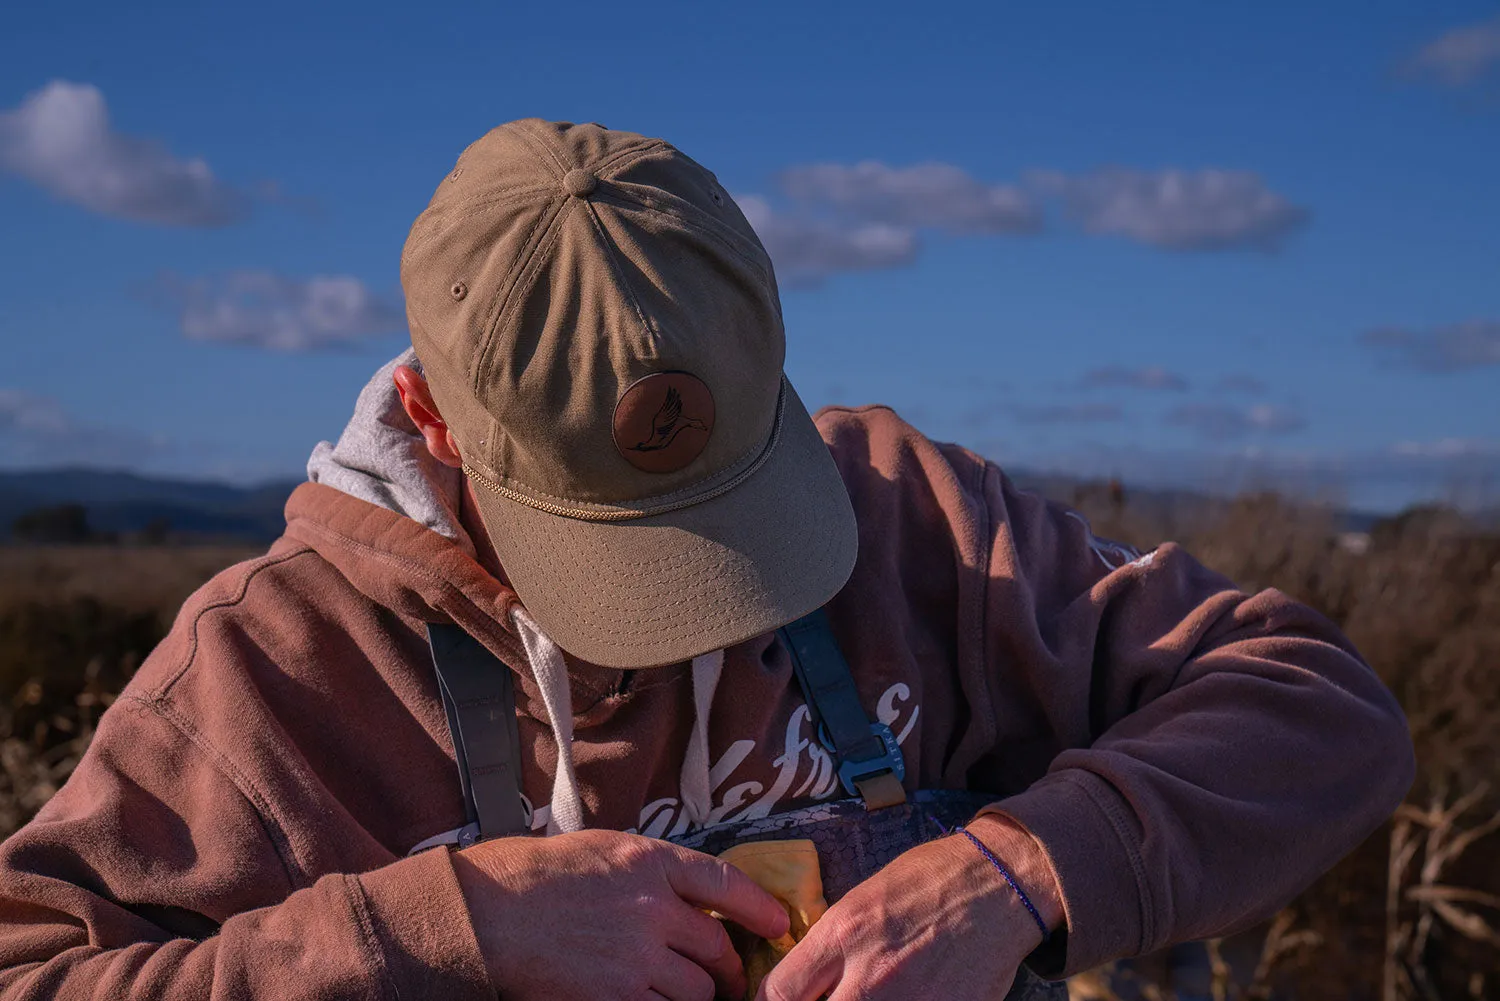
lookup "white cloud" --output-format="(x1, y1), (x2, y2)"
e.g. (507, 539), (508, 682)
(151, 271), (406, 351)
(777, 161), (1042, 234)
(1401, 15), (1500, 88)
(1360, 320), (1500, 373)
(1034, 167), (1309, 252)
(737, 195), (918, 284)
(0, 80), (248, 226)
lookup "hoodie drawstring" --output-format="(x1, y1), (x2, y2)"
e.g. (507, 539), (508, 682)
(511, 605), (724, 837)
(680, 648), (724, 827)
(511, 607), (585, 835)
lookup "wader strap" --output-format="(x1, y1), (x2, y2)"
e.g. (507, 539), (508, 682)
(778, 608), (907, 810)
(427, 623), (530, 844)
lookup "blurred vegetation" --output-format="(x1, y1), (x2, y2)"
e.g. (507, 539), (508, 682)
(0, 544), (258, 833)
(0, 491), (1495, 1000)
(11, 504), (111, 545)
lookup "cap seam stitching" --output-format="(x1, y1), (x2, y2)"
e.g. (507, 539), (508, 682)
(463, 378), (787, 520)
(472, 196), (566, 387)
(582, 196), (662, 349)
(513, 119), (572, 178)
(588, 139), (672, 178)
(589, 186), (773, 287)
(399, 187), (560, 267)
(583, 143), (764, 282)
(473, 196), (574, 397)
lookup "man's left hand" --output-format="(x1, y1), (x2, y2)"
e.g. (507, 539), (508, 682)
(755, 814), (1064, 1001)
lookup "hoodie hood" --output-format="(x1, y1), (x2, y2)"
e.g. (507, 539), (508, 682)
(298, 348), (724, 835)
(307, 348), (474, 557)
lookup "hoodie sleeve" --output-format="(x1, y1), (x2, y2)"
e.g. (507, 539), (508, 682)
(0, 686), (492, 999)
(971, 466), (1415, 977)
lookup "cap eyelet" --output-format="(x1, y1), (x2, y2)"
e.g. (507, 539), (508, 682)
(449, 167), (462, 181)
(450, 281), (468, 300)
(710, 189), (724, 206)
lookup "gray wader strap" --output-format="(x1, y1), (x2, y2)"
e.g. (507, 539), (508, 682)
(778, 607), (907, 810)
(427, 623), (530, 845)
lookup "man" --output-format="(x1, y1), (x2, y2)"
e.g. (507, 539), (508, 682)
(0, 119), (1413, 1000)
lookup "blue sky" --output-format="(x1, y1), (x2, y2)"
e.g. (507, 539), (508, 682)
(2, 0), (1497, 512)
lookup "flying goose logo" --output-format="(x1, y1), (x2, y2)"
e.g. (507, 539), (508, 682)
(631, 386), (709, 452)
(612, 371), (716, 473)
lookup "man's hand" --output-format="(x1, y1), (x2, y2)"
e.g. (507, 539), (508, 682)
(757, 814), (1064, 1001)
(452, 829), (791, 1000)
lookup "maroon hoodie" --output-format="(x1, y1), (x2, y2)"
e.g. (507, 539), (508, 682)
(0, 376), (1414, 998)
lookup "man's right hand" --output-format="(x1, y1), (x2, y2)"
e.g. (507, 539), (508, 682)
(451, 829), (791, 1000)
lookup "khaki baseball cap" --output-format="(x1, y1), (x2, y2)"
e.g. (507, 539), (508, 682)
(400, 119), (858, 669)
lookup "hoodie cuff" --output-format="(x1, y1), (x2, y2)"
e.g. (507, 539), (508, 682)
(353, 847), (494, 1000)
(974, 770), (1152, 978)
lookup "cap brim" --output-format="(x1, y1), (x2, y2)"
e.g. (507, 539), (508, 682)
(470, 380), (858, 669)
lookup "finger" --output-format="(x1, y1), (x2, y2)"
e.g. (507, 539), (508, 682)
(649, 949), (717, 1001)
(661, 903), (745, 999)
(643, 993), (670, 1001)
(757, 927), (843, 1001)
(664, 848), (790, 942)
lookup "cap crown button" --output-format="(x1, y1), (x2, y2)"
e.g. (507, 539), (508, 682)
(563, 168), (598, 198)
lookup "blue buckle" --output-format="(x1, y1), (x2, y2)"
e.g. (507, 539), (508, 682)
(817, 720), (906, 797)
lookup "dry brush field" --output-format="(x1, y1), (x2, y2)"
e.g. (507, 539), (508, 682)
(0, 494), (1495, 1001)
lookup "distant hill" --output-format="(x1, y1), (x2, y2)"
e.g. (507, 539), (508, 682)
(0, 465), (1394, 546)
(0, 469), (298, 544)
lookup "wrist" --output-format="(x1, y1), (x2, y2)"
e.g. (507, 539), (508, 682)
(451, 840), (530, 987)
(962, 813), (1067, 936)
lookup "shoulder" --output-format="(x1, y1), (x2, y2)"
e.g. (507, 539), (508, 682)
(814, 403), (998, 519)
(125, 538), (354, 703)
(810, 403), (1140, 579)
(814, 403), (992, 490)
(811, 403), (1007, 588)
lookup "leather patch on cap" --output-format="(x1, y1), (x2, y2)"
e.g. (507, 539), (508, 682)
(613, 372), (715, 473)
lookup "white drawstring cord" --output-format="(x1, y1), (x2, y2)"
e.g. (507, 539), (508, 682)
(511, 606), (585, 835)
(680, 649), (725, 828)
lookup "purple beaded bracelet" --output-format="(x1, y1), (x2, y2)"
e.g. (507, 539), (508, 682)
(937, 820), (1051, 944)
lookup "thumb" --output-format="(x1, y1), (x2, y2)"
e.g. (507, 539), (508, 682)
(757, 921), (843, 1001)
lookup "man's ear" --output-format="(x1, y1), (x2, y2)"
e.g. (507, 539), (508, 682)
(393, 365), (464, 468)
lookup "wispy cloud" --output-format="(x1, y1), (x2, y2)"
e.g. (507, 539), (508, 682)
(742, 158), (1309, 281)
(1033, 168), (1310, 252)
(1389, 437), (1500, 461)
(1360, 320), (1500, 373)
(1213, 374), (1269, 395)
(974, 436), (1500, 513)
(1166, 402), (1307, 441)
(1011, 402), (1127, 426)
(0, 80), (251, 226)
(1079, 365), (1190, 392)
(736, 195), (918, 285)
(147, 271), (406, 351)
(1399, 15), (1500, 88)
(0, 389), (169, 468)
(777, 161), (1042, 234)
